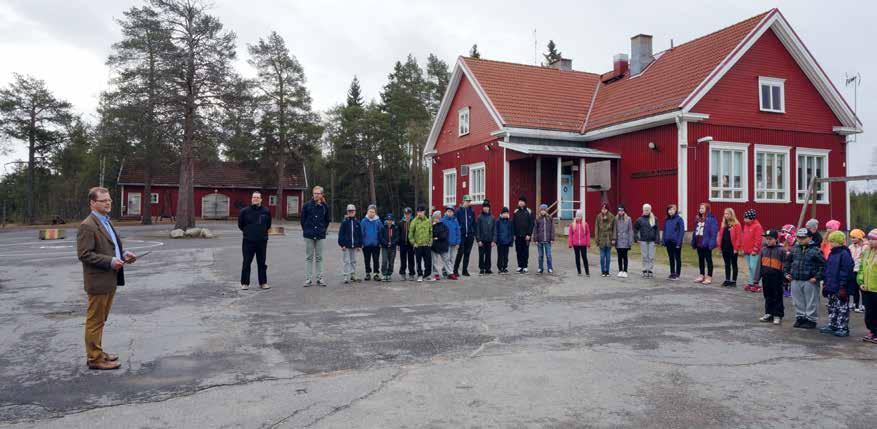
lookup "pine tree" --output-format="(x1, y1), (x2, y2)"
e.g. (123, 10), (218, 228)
(425, 54), (450, 118)
(543, 40), (562, 65)
(469, 44), (481, 59)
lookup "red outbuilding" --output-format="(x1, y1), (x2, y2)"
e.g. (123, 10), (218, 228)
(426, 9), (862, 231)
(118, 160), (308, 221)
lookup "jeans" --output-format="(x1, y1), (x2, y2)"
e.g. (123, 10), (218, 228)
(722, 250), (738, 282)
(415, 246), (432, 277)
(617, 248), (629, 272)
(381, 246), (396, 276)
(478, 242), (493, 271)
(454, 235), (475, 274)
(497, 244), (510, 270)
(745, 253), (760, 284)
(639, 242), (655, 272)
(599, 246), (611, 274)
(573, 246), (590, 275)
(304, 238), (324, 282)
(667, 245), (682, 276)
(537, 242), (552, 271)
(697, 248), (714, 276)
(791, 279), (820, 322)
(341, 248), (357, 281)
(241, 239), (268, 286)
(762, 272), (785, 318)
(363, 246), (380, 275)
(398, 244), (415, 276)
(515, 236), (530, 269)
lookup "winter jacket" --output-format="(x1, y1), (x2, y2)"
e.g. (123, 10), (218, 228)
(513, 207), (534, 238)
(455, 206), (476, 238)
(615, 215), (634, 249)
(533, 216), (555, 243)
(238, 205), (272, 242)
(662, 214), (685, 248)
(568, 220), (591, 248)
(691, 213), (719, 250)
(850, 242), (867, 272)
(633, 215), (659, 243)
(594, 213), (616, 248)
(379, 222), (401, 248)
(823, 245), (855, 296)
(784, 242), (825, 282)
(408, 216), (433, 247)
(442, 215), (461, 246)
(398, 216), (413, 247)
(858, 249), (877, 292)
(337, 217), (363, 248)
(753, 244), (786, 284)
(495, 217), (515, 246)
(741, 220), (764, 255)
(475, 213), (496, 243)
(360, 216), (383, 247)
(300, 200), (331, 240)
(717, 223), (743, 252)
(431, 221), (449, 254)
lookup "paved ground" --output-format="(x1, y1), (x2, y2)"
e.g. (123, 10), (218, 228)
(0, 222), (874, 429)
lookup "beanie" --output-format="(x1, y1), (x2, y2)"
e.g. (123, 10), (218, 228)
(828, 231), (846, 246)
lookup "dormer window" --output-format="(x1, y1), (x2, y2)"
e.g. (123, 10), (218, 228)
(759, 77), (785, 113)
(458, 107), (470, 136)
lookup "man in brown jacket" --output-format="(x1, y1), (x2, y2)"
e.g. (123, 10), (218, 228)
(76, 187), (136, 370)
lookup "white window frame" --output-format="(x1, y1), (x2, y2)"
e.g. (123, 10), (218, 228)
(754, 144), (791, 203)
(796, 148), (831, 204)
(458, 107), (470, 136)
(286, 195), (299, 216)
(268, 195), (278, 206)
(127, 192), (142, 216)
(443, 168), (457, 206)
(758, 76), (785, 113)
(708, 141), (749, 203)
(150, 193), (159, 204)
(467, 162), (486, 204)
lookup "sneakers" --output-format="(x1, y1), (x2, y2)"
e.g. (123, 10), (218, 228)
(317, 278), (327, 287)
(547, 269), (553, 274)
(863, 332), (877, 343)
(801, 320), (817, 329)
(743, 284), (753, 292)
(383, 276), (390, 282)
(351, 276), (361, 283)
(259, 284), (271, 290)
(537, 269), (544, 274)
(522, 268), (529, 274)
(373, 274), (381, 281)
(478, 270), (485, 275)
(751, 285), (762, 293)
(462, 271), (471, 277)
(303, 280), (313, 288)
(793, 318), (804, 328)
(241, 284), (249, 290)
(416, 276), (423, 282)
(364, 275), (371, 282)
(819, 325), (837, 334)
(759, 314), (773, 323)
(833, 329), (849, 337)
(617, 272), (624, 278)
(343, 278), (350, 284)
(449, 274), (459, 280)
(434, 274), (441, 281)
(783, 288), (791, 298)
(773, 317), (782, 325)
(702, 276), (712, 285)
(516, 268), (524, 274)
(621, 272), (628, 278)
(854, 305), (865, 313)
(693, 275), (705, 283)
(425, 275), (436, 282)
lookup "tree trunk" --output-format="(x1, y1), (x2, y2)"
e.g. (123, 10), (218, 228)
(143, 167), (153, 225)
(368, 159), (377, 205)
(329, 167), (336, 223)
(26, 113), (36, 224)
(175, 93), (196, 230)
(276, 155), (285, 222)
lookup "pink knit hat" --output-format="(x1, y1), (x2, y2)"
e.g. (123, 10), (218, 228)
(869, 229), (877, 241)
(825, 219), (841, 231)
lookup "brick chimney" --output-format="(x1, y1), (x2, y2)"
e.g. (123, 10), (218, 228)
(613, 53), (629, 77)
(548, 57), (573, 71)
(630, 34), (653, 75)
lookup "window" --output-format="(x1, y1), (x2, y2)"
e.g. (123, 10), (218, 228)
(468, 162), (485, 203)
(127, 192), (142, 216)
(458, 107), (470, 136)
(796, 148), (830, 204)
(443, 169), (457, 206)
(286, 195), (299, 215)
(754, 145), (790, 202)
(268, 195), (278, 206)
(759, 77), (785, 113)
(150, 193), (159, 204)
(709, 142), (748, 202)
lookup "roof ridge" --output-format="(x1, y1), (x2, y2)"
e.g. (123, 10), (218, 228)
(660, 9), (773, 52)
(462, 57), (602, 77)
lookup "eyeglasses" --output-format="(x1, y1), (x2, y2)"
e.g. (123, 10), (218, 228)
(95, 199), (112, 203)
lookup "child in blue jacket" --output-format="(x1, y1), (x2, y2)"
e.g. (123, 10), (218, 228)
(691, 203), (719, 284)
(663, 204), (685, 280)
(338, 204), (363, 284)
(441, 207), (461, 279)
(820, 231), (856, 337)
(360, 205), (384, 281)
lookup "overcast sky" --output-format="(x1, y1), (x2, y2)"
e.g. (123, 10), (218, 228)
(1, 0), (874, 185)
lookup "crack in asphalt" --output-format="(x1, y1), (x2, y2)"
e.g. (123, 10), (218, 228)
(265, 402), (318, 429)
(302, 368), (407, 429)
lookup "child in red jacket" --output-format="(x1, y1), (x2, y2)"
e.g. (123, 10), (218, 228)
(717, 208), (743, 287)
(742, 209), (765, 293)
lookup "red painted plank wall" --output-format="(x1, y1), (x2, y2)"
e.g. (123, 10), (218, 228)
(431, 139), (504, 213)
(433, 74), (501, 156)
(122, 186), (304, 219)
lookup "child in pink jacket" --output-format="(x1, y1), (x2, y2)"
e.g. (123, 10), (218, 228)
(568, 209), (591, 276)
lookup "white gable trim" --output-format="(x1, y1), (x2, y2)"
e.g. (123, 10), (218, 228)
(681, 10), (862, 131)
(423, 57), (505, 156)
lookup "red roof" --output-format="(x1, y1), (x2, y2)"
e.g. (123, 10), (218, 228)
(459, 10), (773, 133)
(118, 160), (307, 190)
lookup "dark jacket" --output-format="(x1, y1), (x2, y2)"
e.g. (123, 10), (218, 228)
(784, 242), (825, 282)
(663, 214), (685, 247)
(513, 207), (534, 238)
(360, 216), (383, 247)
(398, 216), (413, 247)
(753, 244), (786, 284)
(338, 217), (363, 248)
(456, 206), (476, 238)
(691, 213), (719, 250)
(633, 215), (659, 243)
(238, 204), (272, 241)
(475, 213), (495, 243)
(380, 222), (401, 248)
(300, 199), (331, 240)
(823, 245), (855, 295)
(533, 216), (555, 243)
(432, 221), (450, 254)
(495, 217), (514, 246)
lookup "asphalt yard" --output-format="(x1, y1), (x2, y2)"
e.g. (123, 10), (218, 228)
(0, 222), (874, 428)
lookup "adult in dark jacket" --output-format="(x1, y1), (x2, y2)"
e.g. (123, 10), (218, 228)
(784, 229), (826, 328)
(691, 203), (719, 284)
(238, 191), (272, 290)
(663, 204), (686, 280)
(398, 207), (416, 280)
(475, 200), (496, 274)
(300, 186), (331, 286)
(633, 204), (660, 278)
(820, 232), (856, 336)
(513, 196), (535, 273)
(454, 195), (477, 276)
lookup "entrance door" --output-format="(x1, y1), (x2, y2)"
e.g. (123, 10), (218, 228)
(201, 193), (230, 219)
(560, 175), (574, 220)
(286, 195), (299, 218)
(127, 193), (142, 216)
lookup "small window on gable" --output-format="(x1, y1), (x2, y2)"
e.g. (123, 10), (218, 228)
(759, 77), (785, 113)
(458, 107), (470, 136)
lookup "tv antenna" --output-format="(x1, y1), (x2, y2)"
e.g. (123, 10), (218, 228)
(845, 72), (861, 141)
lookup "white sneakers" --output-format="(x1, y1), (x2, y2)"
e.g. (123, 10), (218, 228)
(616, 272), (628, 278)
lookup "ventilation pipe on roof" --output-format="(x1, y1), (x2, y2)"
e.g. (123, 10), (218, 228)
(630, 34), (654, 76)
(613, 53), (629, 77)
(548, 57), (573, 71)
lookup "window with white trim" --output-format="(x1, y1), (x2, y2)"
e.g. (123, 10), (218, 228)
(268, 195), (278, 206)
(150, 193), (159, 204)
(759, 77), (785, 113)
(796, 149), (830, 203)
(458, 107), (470, 136)
(443, 169), (457, 206)
(754, 145), (790, 202)
(468, 163), (485, 203)
(709, 142), (748, 202)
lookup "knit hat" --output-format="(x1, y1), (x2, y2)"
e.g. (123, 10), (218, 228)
(763, 229), (779, 239)
(575, 209), (584, 219)
(850, 229), (866, 240)
(501, 206), (509, 214)
(617, 203), (625, 211)
(806, 218), (819, 229)
(367, 204), (377, 211)
(743, 209), (756, 220)
(828, 231), (846, 246)
(869, 228), (877, 240)
(518, 195), (527, 202)
(825, 219), (841, 231)
(415, 205), (426, 213)
(346, 204), (356, 211)
(539, 203), (548, 210)
(481, 199), (490, 208)
(431, 210), (442, 219)
(385, 213), (395, 221)
(796, 228), (811, 238)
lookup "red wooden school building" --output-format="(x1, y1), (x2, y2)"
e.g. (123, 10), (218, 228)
(426, 9), (862, 231)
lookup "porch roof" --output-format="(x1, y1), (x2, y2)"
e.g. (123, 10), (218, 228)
(499, 139), (620, 159)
